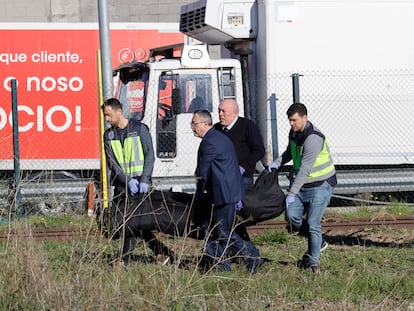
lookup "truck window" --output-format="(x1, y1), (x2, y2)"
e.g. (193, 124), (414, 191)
(176, 73), (212, 113)
(114, 66), (149, 121)
(157, 76), (175, 120)
(155, 72), (213, 159)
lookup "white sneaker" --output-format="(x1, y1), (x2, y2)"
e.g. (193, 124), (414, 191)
(320, 240), (328, 252)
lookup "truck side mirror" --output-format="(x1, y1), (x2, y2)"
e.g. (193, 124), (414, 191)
(172, 88), (181, 114)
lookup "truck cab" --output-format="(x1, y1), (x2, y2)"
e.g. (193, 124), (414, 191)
(113, 44), (244, 191)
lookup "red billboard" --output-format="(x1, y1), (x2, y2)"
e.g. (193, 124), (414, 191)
(0, 24), (183, 169)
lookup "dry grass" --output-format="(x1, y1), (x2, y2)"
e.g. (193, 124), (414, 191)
(0, 217), (413, 310)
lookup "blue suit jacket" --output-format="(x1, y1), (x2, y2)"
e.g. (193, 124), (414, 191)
(196, 127), (244, 206)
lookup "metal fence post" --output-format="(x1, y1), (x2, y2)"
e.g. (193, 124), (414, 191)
(291, 73), (303, 104)
(269, 93), (279, 159)
(11, 79), (21, 217)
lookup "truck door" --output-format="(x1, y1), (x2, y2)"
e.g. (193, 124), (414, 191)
(151, 63), (243, 188)
(156, 73), (177, 158)
(155, 71), (213, 159)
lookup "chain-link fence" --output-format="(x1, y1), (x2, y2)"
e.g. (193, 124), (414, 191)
(255, 69), (414, 204)
(0, 80), (100, 216)
(1, 67), (414, 217)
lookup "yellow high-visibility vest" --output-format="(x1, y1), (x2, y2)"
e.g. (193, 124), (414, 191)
(290, 126), (335, 182)
(110, 136), (144, 177)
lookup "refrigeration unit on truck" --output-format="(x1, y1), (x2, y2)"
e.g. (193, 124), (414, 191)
(179, 0), (414, 195)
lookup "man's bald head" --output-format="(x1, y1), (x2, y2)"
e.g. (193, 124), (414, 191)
(218, 99), (239, 127)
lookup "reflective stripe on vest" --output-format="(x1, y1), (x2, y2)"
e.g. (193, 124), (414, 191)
(110, 136), (144, 177)
(291, 139), (335, 181)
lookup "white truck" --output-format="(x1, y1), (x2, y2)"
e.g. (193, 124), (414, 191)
(113, 43), (245, 192)
(176, 0), (414, 196)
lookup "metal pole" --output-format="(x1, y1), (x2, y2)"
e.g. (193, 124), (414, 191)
(269, 93), (279, 159)
(11, 79), (21, 217)
(235, 48), (253, 119)
(98, 0), (113, 100)
(97, 0), (113, 211)
(291, 73), (303, 104)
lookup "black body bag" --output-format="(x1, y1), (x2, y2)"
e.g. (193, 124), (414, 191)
(98, 170), (285, 239)
(238, 169), (286, 226)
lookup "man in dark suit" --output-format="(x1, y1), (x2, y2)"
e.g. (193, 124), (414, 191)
(192, 109), (263, 273)
(214, 98), (265, 185)
(214, 98), (265, 242)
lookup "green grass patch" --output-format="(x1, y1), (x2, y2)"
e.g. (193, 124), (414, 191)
(325, 202), (414, 219)
(1, 217), (413, 310)
(253, 228), (289, 245)
(0, 214), (93, 233)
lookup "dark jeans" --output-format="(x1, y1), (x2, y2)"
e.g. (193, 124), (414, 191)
(242, 175), (254, 185)
(235, 174), (254, 241)
(204, 202), (260, 271)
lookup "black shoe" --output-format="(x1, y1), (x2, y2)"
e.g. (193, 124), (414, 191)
(197, 255), (213, 274)
(248, 258), (264, 275)
(297, 260), (320, 273)
(320, 240), (328, 252)
(297, 253), (310, 268)
(309, 264), (320, 273)
(297, 253), (319, 272)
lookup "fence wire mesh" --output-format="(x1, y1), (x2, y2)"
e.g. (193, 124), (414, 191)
(257, 69), (414, 203)
(1, 68), (414, 216)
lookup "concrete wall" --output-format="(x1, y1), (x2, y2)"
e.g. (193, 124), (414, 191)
(0, 0), (190, 23)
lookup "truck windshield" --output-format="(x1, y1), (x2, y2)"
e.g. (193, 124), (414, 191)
(113, 64), (149, 121)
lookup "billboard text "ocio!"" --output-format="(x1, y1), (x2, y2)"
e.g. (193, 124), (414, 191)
(0, 105), (82, 132)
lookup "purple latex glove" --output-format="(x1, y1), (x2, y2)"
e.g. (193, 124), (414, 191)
(268, 162), (279, 172)
(239, 166), (245, 175)
(139, 182), (149, 193)
(236, 200), (243, 211)
(285, 195), (295, 209)
(128, 179), (139, 195)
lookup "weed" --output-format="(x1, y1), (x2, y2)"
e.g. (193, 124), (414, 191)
(253, 228), (289, 245)
(0, 216), (413, 310)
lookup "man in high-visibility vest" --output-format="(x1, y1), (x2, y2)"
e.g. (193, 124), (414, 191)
(102, 98), (173, 264)
(268, 102), (337, 272)
(102, 98), (153, 197)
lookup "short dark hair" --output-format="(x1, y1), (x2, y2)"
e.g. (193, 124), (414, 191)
(287, 102), (307, 117)
(194, 109), (212, 125)
(101, 98), (122, 112)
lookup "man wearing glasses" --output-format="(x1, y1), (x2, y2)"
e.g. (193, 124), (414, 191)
(191, 109), (263, 274)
